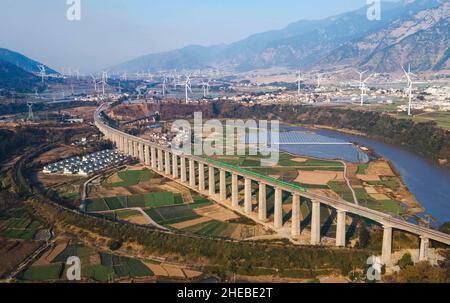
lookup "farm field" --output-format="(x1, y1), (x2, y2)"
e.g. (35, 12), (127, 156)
(22, 243), (154, 282)
(0, 216), (42, 240)
(106, 169), (155, 187)
(86, 192), (184, 212)
(396, 111), (450, 131)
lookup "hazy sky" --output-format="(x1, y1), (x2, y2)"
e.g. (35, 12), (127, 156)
(0, 0), (397, 72)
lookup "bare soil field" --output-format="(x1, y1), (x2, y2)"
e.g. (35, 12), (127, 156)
(356, 174), (381, 182)
(34, 242), (68, 266)
(61, 106), (97, 122)
(295, 170), (344, 185)
(170, 217), (212, 229)
(194, 204), (240, 221)
(291, 157), (308, 163)
(161, 264), (185, 278)
(367, 161), (395, 176)
(124, 215), (152, 225)
(34, 145), (83, 165)
(37, 172), (83, 188)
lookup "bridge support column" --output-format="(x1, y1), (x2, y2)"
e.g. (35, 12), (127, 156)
(336, 210), (346, 247)
(165, 151), (171, 175)
(198, 163), (205, 191)
(172, 154), (178, 179)
(128, 140), (133, 157)
(258, 183), (267, 221)
(419, 236), (429, 262)
(291, 194), (301, 237)
(139, 143), (145, 163)
(151, 147), (157, 169)
(382, 226), (393, 265)
(219, 170), (227, 202)
(231, 174), (239, 208)
(157, 149), (163, 172)
(144, 145), (150, 166)
(189, 159), (196, 188)
(311, 200), (321, 245)
(121, 137), (125, 153)
(244, 178), (252, 214)
(274, 188), (283, 229)
(208, 166), (215, 196)
(133, 141), (139, 158)
(180, 157), (187, 183)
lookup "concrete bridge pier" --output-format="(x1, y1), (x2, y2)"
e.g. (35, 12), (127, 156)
(220, 170), (227, 202)
(165, 151), (171, 176)
(291, 194), (301, 237)
(208, 166), (215, 196)
(133, 141), (139, 158)
(189, 159), (196, 188)
(231, 174), (239, 208)
(258, 183), (267, 221)
(180, 157), (187, 183)
(127, 140), (133, 157)
(157, 149), (164, 172)
(139, 143), (145, 163)
(244, 178), (252, 214)
(172, 154), (178, 179)
(336, 210), (347, 247)
(151, 147), (157, 169)
(144, 145), (150, 166)
(419, 236), (430, 262)
(274, 188), (283, 229)
(382, 226), (393, 265)
(198, 163), (205, 191)
(311, 200), (321, 245)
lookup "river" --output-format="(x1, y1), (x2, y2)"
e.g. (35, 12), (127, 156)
(280, 125), (450, 225)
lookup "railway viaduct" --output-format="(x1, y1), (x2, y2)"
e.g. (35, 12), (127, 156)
(95, 104), (450, 265)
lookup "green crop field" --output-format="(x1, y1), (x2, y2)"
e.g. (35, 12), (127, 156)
(400, 111), (450, 131)
(108, 169), (154, 187)
(0, 217), (41, 240)
(184, 220), (230, 237)
(104, 197), (124, 210)
(92, 192), (183, 210)
(190, 195), (213, 209)
(21, 244), (153, 282)
(23, 264), (64, 281)
(86, 198), (110, 212)
(145, 205), (199, 225)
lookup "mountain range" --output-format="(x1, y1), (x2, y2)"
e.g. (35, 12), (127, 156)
(0, 48), (58, 92)
(110, 0), (449, 74)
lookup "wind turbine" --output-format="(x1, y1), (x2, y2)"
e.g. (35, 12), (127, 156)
(90, 74), (98, 92)
(402, 64), (417, 116)
(355, 70), (374, 106)
(296, 70), (303, 96)
(38, 65), (46, 83)
(99, 71), (108, 96)
(201, 80), (210, 98)
(185, 75), (192, 103)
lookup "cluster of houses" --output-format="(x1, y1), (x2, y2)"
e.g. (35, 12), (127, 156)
(42, 150), (127, 176)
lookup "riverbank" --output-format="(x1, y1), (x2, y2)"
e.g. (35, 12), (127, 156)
(283, 122), (450, 224)
(291, 123), (450, 169)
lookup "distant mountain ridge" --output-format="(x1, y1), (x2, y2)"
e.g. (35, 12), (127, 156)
(0, 48), (58, 75)
(110, 0), (448, 73)
(0, 59), (43, 92)
(0, 48), (57, 92)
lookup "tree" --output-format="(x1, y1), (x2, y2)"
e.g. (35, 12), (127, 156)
(397, 253), (414, 269)
(356, 221), (370, 248)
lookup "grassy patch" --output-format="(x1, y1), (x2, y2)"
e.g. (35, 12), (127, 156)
(23, 264), (63, 281)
